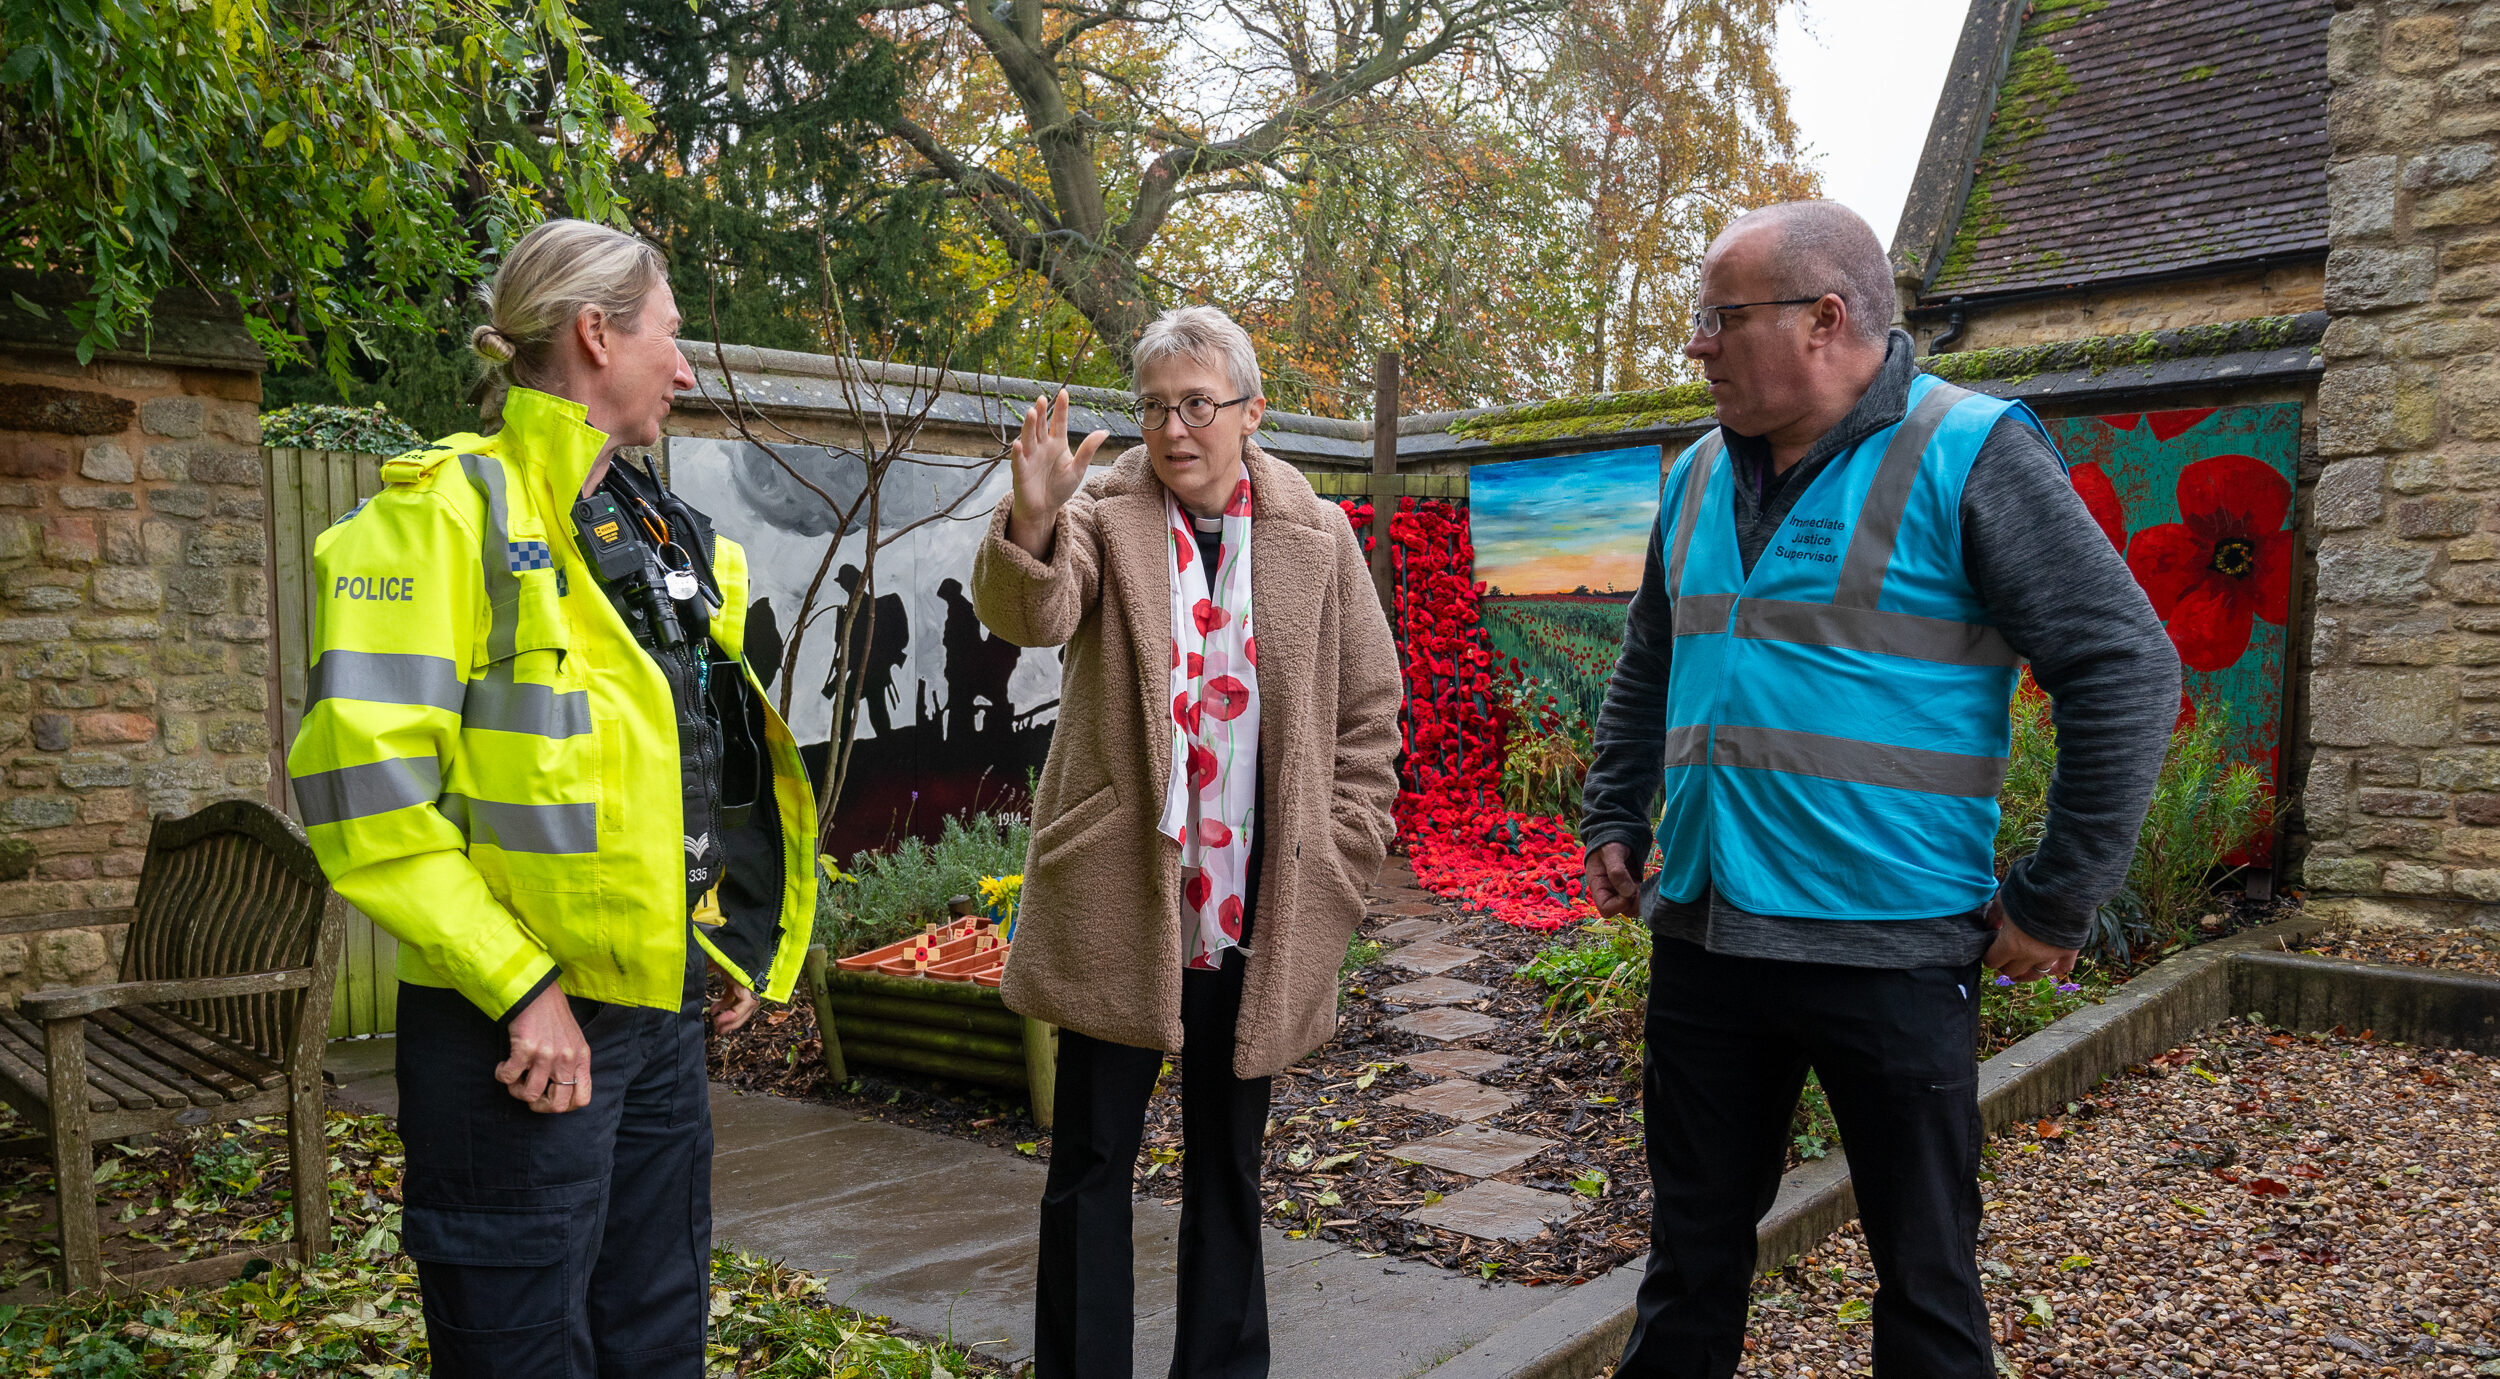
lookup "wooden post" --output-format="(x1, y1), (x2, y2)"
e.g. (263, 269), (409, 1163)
(43, 1016), (101, 1292)
(1369, 351), (1402, 621)
(1022, 1015), (1058, 1131)
(804, 946), (847, 1084)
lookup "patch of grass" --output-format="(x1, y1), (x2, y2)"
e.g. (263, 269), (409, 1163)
(1341, 934), (1386, 982)
(820, 810), (1032, 958)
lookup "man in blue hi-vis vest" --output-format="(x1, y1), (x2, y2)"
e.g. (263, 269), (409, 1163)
(1580, 201), (2180, 1377)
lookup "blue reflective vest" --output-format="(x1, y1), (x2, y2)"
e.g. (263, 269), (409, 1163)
(1653, 375), (2044, 920)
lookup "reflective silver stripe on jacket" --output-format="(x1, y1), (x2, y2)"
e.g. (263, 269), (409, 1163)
(462, 677), (593, 739)
(1661, 384), (2019, 665)
(306, 651), (464, 714)
(1660, 723), (1711, 768)
(1670, 593), (1736, 638)
(436, 794), (599, 854)
(1732, 599), (2017, 667)
(1663, 432), (1724, 597)
(296, 756), (444, 826)
(1711, 723), (2007, 798)
(455, 451), (590, 738)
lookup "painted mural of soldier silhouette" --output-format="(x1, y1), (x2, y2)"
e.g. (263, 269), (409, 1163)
(672, 438), (1077, 855)
(938, 577), (1021, 741)
(824, 564), (911, 741)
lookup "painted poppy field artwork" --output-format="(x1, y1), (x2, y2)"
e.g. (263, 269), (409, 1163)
(2048, 402), (2301, 811)
(1470, 444), (1662, 733)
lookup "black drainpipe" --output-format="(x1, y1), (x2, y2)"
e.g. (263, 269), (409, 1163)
(1927, 299), (1968, 356)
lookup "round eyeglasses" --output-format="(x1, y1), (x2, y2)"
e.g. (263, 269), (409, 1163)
(1689, 296), (1829, 338)
(1134, 394), (1252, 430)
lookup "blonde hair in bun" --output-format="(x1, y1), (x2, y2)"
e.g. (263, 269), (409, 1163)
(470, 218), (668, 391)
(468, 323), (518, 365)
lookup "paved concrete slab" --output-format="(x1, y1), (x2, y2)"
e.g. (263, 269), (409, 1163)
(1406, 1049), (1516, 1080)
(1387, 1080), (1520, 1123)
(1373, 917), (1453, 944)
(1384, 940), (1487, 976)
(1378, 976), (1489, 1007)
(1408, 1181), (1582, 1243)
(1369, 901), (1440, 918)
(326, 1036), (399, 1116)
(713, 1086), (1550, 1375)
(1389, 1125), (1556, 1179)
(1390, 1007), (1504, 1042)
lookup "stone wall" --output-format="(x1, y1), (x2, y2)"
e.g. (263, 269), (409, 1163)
(2305, 0), (2500, 926)
(0, 293), (273, 1000)
(1922, 262), (2329, 354)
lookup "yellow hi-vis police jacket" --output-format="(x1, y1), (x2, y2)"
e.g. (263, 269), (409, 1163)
(284, 387), (817, 1017)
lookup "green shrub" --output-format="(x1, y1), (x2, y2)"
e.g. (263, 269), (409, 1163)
(1517, 915), (1651, 1027)
(2118, 707), (2269, 952)
(1501, 721), (1592, 823)
(1993, 690), (2270, 967)
(260, 402), (429, 455)
(1995, 686), (2057, 874)
(818, 811), (1031, 958)
(1980, 972), (2105, 1054)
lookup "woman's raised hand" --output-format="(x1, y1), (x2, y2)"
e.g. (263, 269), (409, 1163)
(1007, 387), (1108, 559)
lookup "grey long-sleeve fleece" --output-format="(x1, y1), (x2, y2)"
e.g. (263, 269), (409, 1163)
(1577, 331), (2181, 965)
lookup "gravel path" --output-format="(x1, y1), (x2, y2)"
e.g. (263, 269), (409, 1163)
(1602, 1020), (2500, 1377)
(2302, 922), (2500, 979)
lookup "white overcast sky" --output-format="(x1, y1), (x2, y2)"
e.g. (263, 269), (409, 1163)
(1775, 0), (1974, 247)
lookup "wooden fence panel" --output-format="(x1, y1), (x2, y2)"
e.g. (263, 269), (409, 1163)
(265, 447), (400, 1037)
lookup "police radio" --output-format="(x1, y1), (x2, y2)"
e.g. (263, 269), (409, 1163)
(572, 492), (687, 647)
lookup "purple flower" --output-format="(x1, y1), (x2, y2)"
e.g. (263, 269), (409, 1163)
(1993, 974), (2015, 987)
(2056, 982), (2082, 994)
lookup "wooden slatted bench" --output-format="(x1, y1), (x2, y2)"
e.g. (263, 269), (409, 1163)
(0, 800), (346, 1293)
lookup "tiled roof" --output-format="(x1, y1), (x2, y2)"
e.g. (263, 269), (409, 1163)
(1926, 0), (2329, 300)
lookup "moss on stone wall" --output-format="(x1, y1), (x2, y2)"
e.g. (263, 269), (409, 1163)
(1445, 381), (1718, 445)
(1919, 313), (2323, 384)
(1436, 314), (2321, 448)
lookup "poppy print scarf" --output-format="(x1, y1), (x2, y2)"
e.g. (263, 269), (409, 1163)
(1158, 476), (1259, 971)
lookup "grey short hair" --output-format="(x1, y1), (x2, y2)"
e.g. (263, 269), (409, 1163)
(1723, 201), (1894, 345)
(469, 218), (670, 390)
(1131, 305), (1264, 400)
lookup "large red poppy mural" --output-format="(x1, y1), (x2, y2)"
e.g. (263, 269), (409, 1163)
(2052, 403), (2303, 816)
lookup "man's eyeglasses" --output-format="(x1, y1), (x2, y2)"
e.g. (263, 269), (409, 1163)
(1689, 296), (1829, 338)
(1134, 394), (1251, 430)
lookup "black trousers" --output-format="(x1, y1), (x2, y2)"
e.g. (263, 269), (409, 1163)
(1616, 937), (1993, 1379)
(1034, 950), (1272, 1379)
(396, 950), (712, 1379)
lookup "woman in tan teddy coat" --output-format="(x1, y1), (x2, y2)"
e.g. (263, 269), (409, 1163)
(972, 305), (1402, 1379)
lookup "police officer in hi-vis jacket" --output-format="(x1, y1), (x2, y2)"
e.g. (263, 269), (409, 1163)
(286, 219), (817, 1377)
(1580, 201), (2179, 1378)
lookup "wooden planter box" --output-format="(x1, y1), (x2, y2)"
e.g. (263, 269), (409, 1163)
(801, 943), (1057, 1129)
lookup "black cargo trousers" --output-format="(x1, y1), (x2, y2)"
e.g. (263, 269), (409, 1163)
(395, 944), (712, 1378)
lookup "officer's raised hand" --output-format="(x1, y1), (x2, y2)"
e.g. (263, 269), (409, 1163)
(497, 984), (594, 1113)
(1006, 387), (1108, 560)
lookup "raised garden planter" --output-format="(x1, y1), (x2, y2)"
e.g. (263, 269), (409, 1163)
(801, 923), (1057, 1129)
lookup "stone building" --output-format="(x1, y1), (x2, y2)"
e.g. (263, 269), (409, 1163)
(1885, 0), (2335, 892)
(2302, 0), (2500, 924)
(0, 274), (278, 1000)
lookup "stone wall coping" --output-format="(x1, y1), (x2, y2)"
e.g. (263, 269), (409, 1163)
(0, 270), (267, 372)
(1415, 916), (2500, 1379)
(671, 338), (1374, 468)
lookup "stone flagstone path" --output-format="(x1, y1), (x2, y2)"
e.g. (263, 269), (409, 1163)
(1361, 867), (1587, 1248)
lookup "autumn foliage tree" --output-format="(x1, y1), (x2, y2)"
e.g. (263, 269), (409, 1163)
(858, 0), (1812, 411)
